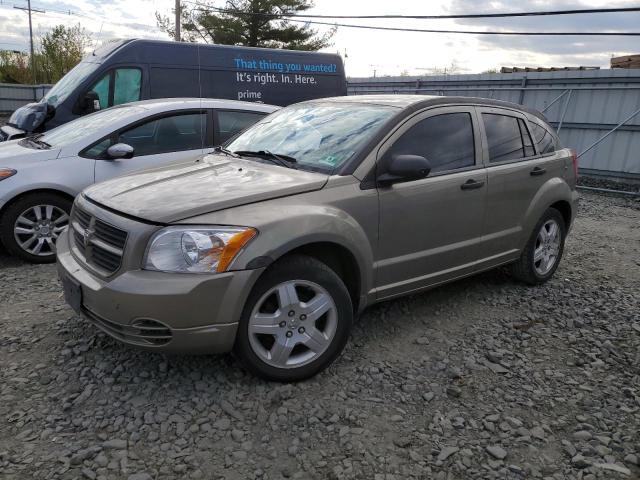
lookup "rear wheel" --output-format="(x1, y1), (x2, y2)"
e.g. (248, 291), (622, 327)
(234, 254), (353, 382)
(511, 207), (566, 285)
(0, 193), (71, 263)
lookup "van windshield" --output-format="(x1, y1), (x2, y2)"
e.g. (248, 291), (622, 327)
(226, 103), (397, 173)
(41, 61), (100, 108)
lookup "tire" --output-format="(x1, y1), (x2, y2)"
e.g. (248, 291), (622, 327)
(511, 207), (566, 285)
(0, 192), (71, 263)
(234, 254), (353, 382)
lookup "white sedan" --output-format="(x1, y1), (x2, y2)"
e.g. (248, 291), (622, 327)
(0, 98), (278, 262)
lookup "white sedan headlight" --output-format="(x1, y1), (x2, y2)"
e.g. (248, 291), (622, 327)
(143, 226), (257, 273)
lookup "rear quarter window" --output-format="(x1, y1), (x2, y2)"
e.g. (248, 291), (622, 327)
(530, 121), (558, 154)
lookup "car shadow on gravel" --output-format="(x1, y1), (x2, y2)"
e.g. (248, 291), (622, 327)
(0, 245), (27, 268)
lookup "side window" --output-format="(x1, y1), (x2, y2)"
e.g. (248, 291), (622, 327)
(84, 138), (112, 159)
(89, 73), (110, 110)
(385, 112), (475, 174)
(118, 112), (206, 157)
(113, 69), (141, 106)
(87, 68), (141, 110)
(218, 110), (266, 144)
(530, 122), (557, 154)
(483, 113), (527, 163)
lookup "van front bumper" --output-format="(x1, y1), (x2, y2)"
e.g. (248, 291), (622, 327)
(56, 228), (264, 354)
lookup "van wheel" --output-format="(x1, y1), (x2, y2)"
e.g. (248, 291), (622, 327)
(234, 254), (352, 382)
(0, 193), (71, 263)
(511, 207), (566, 285)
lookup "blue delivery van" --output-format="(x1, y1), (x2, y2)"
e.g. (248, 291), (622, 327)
(0, 39), (347, 141)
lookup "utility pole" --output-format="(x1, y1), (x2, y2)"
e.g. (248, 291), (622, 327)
(175, 0), (181, 41)
(14, 0), (44, 83)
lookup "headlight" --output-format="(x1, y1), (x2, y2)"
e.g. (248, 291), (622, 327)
(0, 168), (16, 181)
(143, 226), (257, 273)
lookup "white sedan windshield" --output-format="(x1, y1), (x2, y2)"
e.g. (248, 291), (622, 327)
(40, 106), (144, 147)
(227, 103), (397, 172)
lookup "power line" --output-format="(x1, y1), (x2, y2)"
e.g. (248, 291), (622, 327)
(285, 19), (640, 36)
(187, 7), (640, 36)
(0, 2), (162, 31)
(184, 3), (640, 20)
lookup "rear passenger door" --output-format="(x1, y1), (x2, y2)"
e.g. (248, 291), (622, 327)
(375, 107), (487, 299)
(476, 107), (563, 267)
(93, 110), (211, 182)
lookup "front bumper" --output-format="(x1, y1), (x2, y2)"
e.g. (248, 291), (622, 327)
(56, 228), (264, 354)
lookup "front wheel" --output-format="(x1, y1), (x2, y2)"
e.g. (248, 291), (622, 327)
(511, 207), (566, 285)
(234, 254), (353, 382)
(0, 193), (71, 263)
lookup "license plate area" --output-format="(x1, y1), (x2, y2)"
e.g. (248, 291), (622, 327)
(61, 275), (82, 314)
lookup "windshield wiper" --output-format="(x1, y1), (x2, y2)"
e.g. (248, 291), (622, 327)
(234, 150), (297, 169)
(24, 134), (51, 150)
(211, 145), (240, 158)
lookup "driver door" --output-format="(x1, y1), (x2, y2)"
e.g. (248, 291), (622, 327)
(375, 106), (488, 300)
(94, 110), (211, 182)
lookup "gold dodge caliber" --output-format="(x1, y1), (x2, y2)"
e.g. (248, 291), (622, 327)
(57, 95), (579, 381)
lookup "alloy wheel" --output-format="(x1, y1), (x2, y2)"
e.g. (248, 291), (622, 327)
(13, 204), (69, 257)
(533, 219), (561, 276)
(248, 279), (338, 369)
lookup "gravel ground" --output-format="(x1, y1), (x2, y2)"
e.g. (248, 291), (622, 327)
(0, 191), (639, 480)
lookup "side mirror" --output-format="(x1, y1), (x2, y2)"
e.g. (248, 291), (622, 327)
(107, 143), (134, 159)
(82, 91), (101, 114)
(378, 154), (431, 186)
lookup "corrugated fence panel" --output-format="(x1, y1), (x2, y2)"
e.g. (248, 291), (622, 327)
(348, 69), (640, 177)
(0, 84), (52, 114)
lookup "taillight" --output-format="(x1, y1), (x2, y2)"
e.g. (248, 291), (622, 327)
(570, 149), (578, 179)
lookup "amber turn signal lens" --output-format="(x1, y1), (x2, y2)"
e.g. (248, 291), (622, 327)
(216, 228), (258, 272)
(0, 168), (17, 180)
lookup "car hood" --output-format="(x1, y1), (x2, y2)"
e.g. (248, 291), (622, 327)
(0, 140), (60, 165)
(83, 154), (330, 223)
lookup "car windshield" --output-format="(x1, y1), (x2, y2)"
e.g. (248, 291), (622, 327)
(226, 102), (398, 172)
(41, 61), (100, 108)
(37, 105), (144, 147)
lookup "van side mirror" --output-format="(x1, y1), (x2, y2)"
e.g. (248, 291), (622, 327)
(82, 91), (101, 114)
(378, 154), (431, 186)
(107, 143), (134, 159)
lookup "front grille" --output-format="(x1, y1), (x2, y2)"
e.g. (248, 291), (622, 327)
(71, 206), (128, 275)
(83, 307), (173, 346)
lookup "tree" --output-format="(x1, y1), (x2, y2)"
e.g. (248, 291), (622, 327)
(428, 61), (462, 76)
(0, 24), (90, 84)
(37, 24), (91, 83)
(0, 51), (32, 84)
(156, 0), (335, 51)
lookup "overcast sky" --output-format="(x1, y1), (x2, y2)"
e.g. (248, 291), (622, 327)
(0, 0), (639, 77)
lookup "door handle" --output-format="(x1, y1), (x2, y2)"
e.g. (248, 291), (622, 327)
(460, 179), (485, 190)
(530, 166), (547, 176)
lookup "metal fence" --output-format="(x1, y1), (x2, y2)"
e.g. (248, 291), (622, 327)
(348, 69), (640, 179)
(0, 83), (51, 114)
